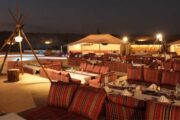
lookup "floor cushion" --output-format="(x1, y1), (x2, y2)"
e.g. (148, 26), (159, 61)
(19, 106), (88, 120)
(108, 94), (146, 109)
(68, 86), (106, 120)
(106, 102), (145, 120)
(127, 65), (143, 81)
(143, 68), (162, 84)
(48, 82), (77, 108)
(146, 101), (180, 120)
(161, 71), (180, 86)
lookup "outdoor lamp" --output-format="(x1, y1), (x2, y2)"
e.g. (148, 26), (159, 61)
(123, 36), (128, 43)
(15, 32), (23, 42)
(156, 33), (163, 42)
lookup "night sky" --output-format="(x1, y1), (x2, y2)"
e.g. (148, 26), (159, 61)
(0, 0), (180, 34)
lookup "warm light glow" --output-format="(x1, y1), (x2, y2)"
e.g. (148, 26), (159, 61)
(123, 36), (128, 42)
(15, 35), (23, 42)
(44, 40), (52, 45)
(156, 33), (163, 41)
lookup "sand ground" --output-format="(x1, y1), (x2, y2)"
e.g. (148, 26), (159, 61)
(0, 73), (50, 113)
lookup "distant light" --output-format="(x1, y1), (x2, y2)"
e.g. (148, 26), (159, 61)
(138, 39), (146, 42)
(123, 36), (128, 42)
(15, 35), (23, 42)
(156, 33), (163, 41)
(44, 40), (52, 45)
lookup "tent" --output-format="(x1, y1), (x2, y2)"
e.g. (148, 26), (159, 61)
(68, 34), (128, 55)
(169, 40), (180, 55)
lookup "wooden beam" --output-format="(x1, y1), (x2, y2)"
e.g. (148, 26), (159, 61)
(19, 42), (24, 74)
(0, 39), (13, 74)
(20, 30), (52, 82)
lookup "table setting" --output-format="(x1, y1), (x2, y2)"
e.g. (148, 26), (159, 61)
(106, 80), (180, 105)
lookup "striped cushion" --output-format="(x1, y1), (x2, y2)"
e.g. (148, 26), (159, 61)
(80, 63), (87, 71)
(106, 102), (145, 120)
(173, 62), (180, 71)
(127, 66), (143, 81)
(100, 66), (109, 74)
(163, 62), (172, 70)
(108, 94), (145, 109)
(92, 65), (101, 73)
(60, 71), (71, 83)
(161, 71), (180, 86)
(48, 82), (77, 108)
(146, 101), (180, 120)
(144, 68), (162, 84)
(68, 87), (106, 120)
(86, 64), (94, 72)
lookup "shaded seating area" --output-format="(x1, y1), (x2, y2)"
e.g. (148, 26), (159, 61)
(126, 65), (180, 88)
(19, 81), (180, 120)
(20, 82), (106, 120)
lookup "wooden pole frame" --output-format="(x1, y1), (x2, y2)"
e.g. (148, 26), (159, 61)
(0, 4), (52, 82)
(20, 30), (52, 82)
(19, 41), (24, 74)
(0, 39), (13, 74)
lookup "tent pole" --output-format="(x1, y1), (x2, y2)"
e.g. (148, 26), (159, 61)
(20, 30), (52, 82)
(19, 41), (24, 74)
(0, 38), (13, 74)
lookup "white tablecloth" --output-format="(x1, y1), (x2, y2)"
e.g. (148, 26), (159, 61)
(69, 73), (91, 84)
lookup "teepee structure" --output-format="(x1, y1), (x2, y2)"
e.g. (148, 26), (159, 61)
(0, 1), (51, 82)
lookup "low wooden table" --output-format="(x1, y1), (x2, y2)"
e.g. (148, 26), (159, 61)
(7, 69), (20, 82)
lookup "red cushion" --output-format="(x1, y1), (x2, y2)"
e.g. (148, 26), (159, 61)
(106, 102), (145, 120)
(79, 63), (87, 71)
(127, 66), (143, 81)
(144, 68), (162, 84)
(48, 82), (77, 108)
(146, 101), (180, 120)
(161, 71), (180, 86)
(68, 86), (106, 120)
(85, 64), (94, 72)
(100, 66), (109, 74)
(108, 94), (145, 109)
(20, 106), (88, 120)
(92, 65), (101, 73)
(173, 62), (180, 71)
(163, 62), (172, 70)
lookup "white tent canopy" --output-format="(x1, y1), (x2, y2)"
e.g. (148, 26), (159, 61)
(69, 34), (125, 45)
(68, 34), (128, 55)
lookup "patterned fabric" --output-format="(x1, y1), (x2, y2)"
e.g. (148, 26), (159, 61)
(161, 71), (180, 86)
(106, 102), (145, 120)
(88, 76), (102, 88)
(163, 62), (172, 70)
(146, 101), (180, 120)
(127, 66), (143, 81)
(100, 66), (110, 74)
(48, 82), (77, 108)
(79, 63), (87, 71)
(85, 64), (94, 72)
(108, 94), (145, 109)
(20, 106), (89, 120)
(68, 87), (106, 120)
(92, 65), (101, 73)
(173, 62), (180, 71)
(60, 71), (71, 83)
(144, 68), (162, 84)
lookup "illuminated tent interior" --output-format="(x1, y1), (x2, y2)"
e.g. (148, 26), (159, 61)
(169, 40), (180, 55)
(130, 36), (162, 55)
(68, 34), (127, 55)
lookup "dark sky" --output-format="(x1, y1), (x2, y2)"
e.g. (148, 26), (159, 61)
(0, 0), (180, 34)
